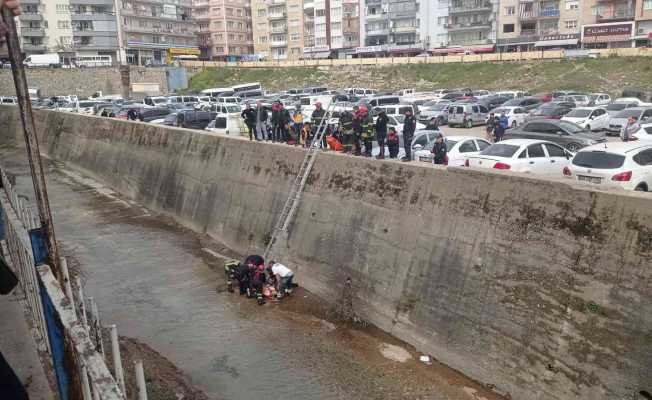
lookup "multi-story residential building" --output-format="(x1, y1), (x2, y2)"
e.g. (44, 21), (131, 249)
(447, 0), (498, 46)
(634, 0), (652, 45)
(303, 0), (330, 58)
(119, 0), (199, 65)
(328, 0), (361, 57)
(359, 0), (421, 56)
(579, 0), (648, 48)
(420, 0), (450, 49)
(194, 0), (254, 60)
(252, 0), (303, 60)
(16, 0), (119, 60)
(496, 0), (581, 51)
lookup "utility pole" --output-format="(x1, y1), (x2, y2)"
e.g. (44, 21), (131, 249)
(1, 7), (63, 283)
(113, 0), (130, 98)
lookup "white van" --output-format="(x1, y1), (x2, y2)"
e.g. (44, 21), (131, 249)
(24, 53), (61, 68)
(372, 104), (417, 117)
(367, 95), (401, 108)
(201, 87), (235, 98)
(205, 113), (247, 136)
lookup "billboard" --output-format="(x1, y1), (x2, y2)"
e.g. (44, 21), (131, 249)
(582, 22), (634, 43)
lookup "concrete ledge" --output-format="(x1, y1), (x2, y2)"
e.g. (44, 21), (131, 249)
(1, 106), (651, 400)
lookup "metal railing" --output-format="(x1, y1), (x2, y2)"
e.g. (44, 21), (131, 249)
(0, 167), (149, 400)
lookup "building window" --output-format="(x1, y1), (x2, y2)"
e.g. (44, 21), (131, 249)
(503, 24), (514, 33)
(644, 0), (652, 9)
(56, 4), (69, 13)
(216, 46), (224, 53)
(57, 20), (70, 29)
(257, 8), (266, 17)
(565, 20), (577, 29)
(505, 6), (515, 16)
(565, 0), (579, 10)
(290, 33), (300, 41)
(258, 36), (267, 43)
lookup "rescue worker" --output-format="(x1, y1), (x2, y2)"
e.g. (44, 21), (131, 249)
(360, 106), (375, 157)
(127, 108), (139, 121)
(292, 105), (303, 144)
(250, 264), (267, 305)
(339, 108), (355, 153)
(301, 122), (312, 147)
(268, 261), (294, 300)
(255, 101), (268, 141)
(311, 102), (326, 148)
(431, 133), (447, 165)
(241, 103), (256, 141)
(351, 105), (363, 156)
(486, 112), (497, 142)
(375, 110), (389, 159)
(234, 262), (251, 295)
(402, 109), (417, 162)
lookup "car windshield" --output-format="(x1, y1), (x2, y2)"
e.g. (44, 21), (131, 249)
(492, 108), (507, 114)
(558, 121), (587, 134)
(535, 106), (559, 116)
(480, 144), (520, 157)
(226, 105), (241, 113)
(572, 152), (626, 169)
(565, 109), (591, 118)
(393, 115), (405, 124)
(429, 103), (447, 111)
(606, 103), (629, 111)
(503, 99), (521, 106)
(78, 101), (96, 107)
(614, 109), (643, 118)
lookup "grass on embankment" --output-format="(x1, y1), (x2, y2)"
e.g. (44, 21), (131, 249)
(187, 56), (652, 95)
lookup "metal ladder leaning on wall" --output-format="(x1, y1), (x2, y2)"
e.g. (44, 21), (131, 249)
(263, 102), (335, 261)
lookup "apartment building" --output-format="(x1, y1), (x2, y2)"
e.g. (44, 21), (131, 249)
(579, 0), (652, 47)
(252, 0), (303, 60)
(496, 0), (581, 51)
(447, 0), (498, 46)
(119, 0), (198, 65)
(16, 0), (119, 59)
(358, 0), (421, 56)
(329, 0), (361, 56)
(303, 0), (330, 58)
(420, 0), (450, 49)
(194, 0), (254, 60)
(635, 0), (652, 44)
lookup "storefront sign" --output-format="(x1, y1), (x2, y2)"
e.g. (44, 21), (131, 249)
(582, 23), (634, 43)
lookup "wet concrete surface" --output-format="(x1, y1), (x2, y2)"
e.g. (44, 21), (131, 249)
(0, 144), (503, 400)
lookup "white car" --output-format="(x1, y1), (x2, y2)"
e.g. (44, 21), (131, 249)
(488, 106), (529, 128)
(566, 142), (652, 192)
(561, 107), (610, 131)
(205, 113), (246, 136)
(589, 93), (611, 106)
(414, 136), (491, 166)
(386, 114), (426, 135)
(466, 139), (573, 176)
(631, 123), (652, 142)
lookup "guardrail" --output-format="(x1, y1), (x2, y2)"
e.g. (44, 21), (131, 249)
(0, 168), (148, 400)
(180, 47), (652, 69)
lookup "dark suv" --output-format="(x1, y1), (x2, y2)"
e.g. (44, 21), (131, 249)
(504, 119), (606, 152)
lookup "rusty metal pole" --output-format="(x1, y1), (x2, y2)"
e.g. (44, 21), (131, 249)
(1, 7), (63, 282)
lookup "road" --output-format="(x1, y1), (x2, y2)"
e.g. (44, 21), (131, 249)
(0, 145), (503, 400)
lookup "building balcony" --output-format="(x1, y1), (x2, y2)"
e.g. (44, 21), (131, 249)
(21, 0), (40, 4)
(366, 28), (389, 36)
(267, 0), (285, 4)
(366, 12), (386, 20)
(520, 29), (537, 36)
(450, 3), (493, 15)
(270, 40), (287, 47)
(270, 25), (287, 33)
(303, 0), (314, 10)
(268, 12), (287, 20)
(595, 8), (635, 22)
(71, 13), (117, 21)
(448, 21), (492, 31)
(23, 43), (47, 52)
(520, 8), (560, 20)
(69, 0), (114, 5)
(21, 27), (45, 36)
(392, 26), (417, 33)
(19, 13), (43, 21)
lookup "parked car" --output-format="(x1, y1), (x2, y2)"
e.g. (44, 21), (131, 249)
(372, 103), (417, 117)
(466, 139), (573, 176)
(528, 103), (573, 120)
(201, 103), (242, 115)
(613, 97), (645, 106)
(607, 107), (652, 136)
(414, 136), (491, 166)
(504, 119), (607, 152)
(152, 112), (179, 125)
(561, 107), (610, 131)
(629, 123), (652, 142)
(588, 93), (612, 106)
(139, 107), (172, 122)
(566, 142), (652, 192)
(494, 91), (530, 99)
(366, 95), (401, 108)
(418, 102), (450, 125)
(604, 101), (639, 117)
(533, 92), (553, 103)
(438, 92), (466, 103)
(448, 103), (490, 128)
(205, 113), (246, 135)
(175, 110), (217, 129)
(488, 106), (529, 128)
(561, 95), (591, 107)
(385, 114), (426, 135)
(500, 97), (542, 111)
(0, 96), (17, 105)
(479, 95), (511, 110)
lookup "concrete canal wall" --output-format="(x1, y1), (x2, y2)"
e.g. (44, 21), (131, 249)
(1, 106), (650, 400)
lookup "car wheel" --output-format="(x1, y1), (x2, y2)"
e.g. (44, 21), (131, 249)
(586, 125), (591, 131)
(566, 143), (580, 152)
(511, 121), (517, 128)
(438, 116), (444, 125)
(635, 183), (648, 192)
(465, 119), (473, 129)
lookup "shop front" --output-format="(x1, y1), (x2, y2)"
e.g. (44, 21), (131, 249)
(581, 22), (635, 49)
